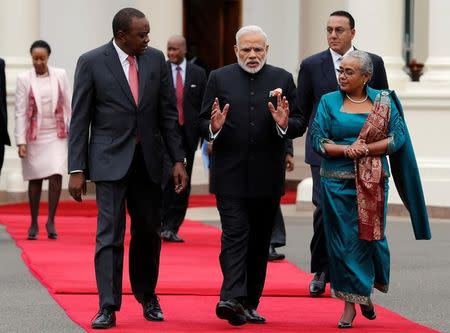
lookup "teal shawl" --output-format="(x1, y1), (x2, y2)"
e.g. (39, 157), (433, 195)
(386, 89), (431, 240)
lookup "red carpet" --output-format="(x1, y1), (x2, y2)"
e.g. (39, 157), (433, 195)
(0, 195), (437, 332)
(0, 191), (296, 216)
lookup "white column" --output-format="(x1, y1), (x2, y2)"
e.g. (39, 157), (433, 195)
(0, 0), (40, 192)
(347, 0), (409, 90)
(420, 0), (450, 83)
(137, 0), (183, 52)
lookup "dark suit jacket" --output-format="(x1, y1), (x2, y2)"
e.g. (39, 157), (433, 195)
(0, 58), (11, 147)
(199, 63), (305, 198)
(68, 42), (185, 183)
(167, 60), (207, 152)
(297, 48), (389, 166)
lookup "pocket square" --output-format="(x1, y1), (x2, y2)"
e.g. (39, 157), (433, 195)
(269, 88), (282, 97)
(190, 84), (197, 88)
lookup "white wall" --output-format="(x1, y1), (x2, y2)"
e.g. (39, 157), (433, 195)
(242, 0), (301, 75)
(40, 0), (182, 85)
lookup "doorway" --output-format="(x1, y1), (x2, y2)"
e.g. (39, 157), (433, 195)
(183, 0), (242, 74)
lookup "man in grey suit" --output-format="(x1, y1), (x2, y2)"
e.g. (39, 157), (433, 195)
(68, 8), (188, 329)
(0, 57), (11, 172)
(297, 10), (388, 297)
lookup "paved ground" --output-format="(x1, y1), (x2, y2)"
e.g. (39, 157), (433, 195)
(0, 205), (448, 332)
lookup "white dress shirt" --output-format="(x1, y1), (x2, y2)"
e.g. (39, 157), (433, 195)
(170, 58), (186, 87)
(330, 46), (355, 80)
(112, 39), (138, 82)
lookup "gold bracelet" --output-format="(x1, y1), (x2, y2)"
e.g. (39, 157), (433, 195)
(363, 144), (369, 157)
(343, 145), (349, 158)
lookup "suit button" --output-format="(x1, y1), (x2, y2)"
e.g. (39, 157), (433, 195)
(250, 106), (254, 111)
(250, 91), (254, 96)
(250, 122), (255, 127)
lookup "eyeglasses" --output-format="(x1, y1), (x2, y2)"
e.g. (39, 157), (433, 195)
(326, 27), (347, 36)
(336, 68), (357, 77)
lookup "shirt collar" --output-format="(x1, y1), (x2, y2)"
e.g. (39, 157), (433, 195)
(113, 39), (135, 66)
(171, 58), (186, 72)
(330, 46), (355, 66)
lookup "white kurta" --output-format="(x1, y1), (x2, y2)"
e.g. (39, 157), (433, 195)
(21, 76), (67, 180)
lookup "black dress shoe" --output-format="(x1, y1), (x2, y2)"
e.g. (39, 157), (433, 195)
(360, 303), (376, 320)
(268, 246), (285, 261)
(216, 299), (246, 326)
(161, 230), (184, 242)
(143, 296), (164, 321)
(244, 307), (266, 323)
(91, 308), (116, 329)
(309, 272), (327, 296)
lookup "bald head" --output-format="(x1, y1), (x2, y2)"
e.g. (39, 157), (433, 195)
(167, 35), (187, 65)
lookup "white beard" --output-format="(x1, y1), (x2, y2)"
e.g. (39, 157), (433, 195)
(237, 56), (267, 74)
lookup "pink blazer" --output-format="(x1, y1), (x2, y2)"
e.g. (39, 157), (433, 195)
(14, 66), (72, 145)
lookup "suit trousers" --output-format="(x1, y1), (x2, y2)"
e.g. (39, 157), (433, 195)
(94, 144), (162, 311)
(310, 165), (328, 274)
(161, 147), (195, 233)
(270, 206), (286, 248)
(216, 195), (279, 308)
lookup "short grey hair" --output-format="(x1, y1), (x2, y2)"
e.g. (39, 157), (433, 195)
(235, 25), (268, 45)
(344, 50), (373, 76)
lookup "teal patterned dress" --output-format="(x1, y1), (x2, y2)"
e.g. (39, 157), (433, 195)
(310, 88), (406, 304)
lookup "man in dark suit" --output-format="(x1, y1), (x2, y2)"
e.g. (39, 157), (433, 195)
(0, 58), (11, 172)
(161, 35), (207, 243)
(297, 10), (389, 297)
(199, 25), (305, 326)
(68, 8), (187, 329)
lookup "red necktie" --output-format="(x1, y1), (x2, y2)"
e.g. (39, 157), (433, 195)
(176, 66), (184, 126)
(127, 55), (139, 105)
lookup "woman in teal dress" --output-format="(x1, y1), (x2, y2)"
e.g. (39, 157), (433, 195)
(310, 50), (431, 328)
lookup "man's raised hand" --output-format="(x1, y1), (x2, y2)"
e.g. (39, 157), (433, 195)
(268, 94), (289, 129)
(211, 97), (230, 133)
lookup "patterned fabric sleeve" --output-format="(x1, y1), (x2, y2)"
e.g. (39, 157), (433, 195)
(310, 96), (334, 157)
(386, 96), (406, 155)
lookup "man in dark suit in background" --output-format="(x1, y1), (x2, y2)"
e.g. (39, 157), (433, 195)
(199, 25), (305, 326)
(161, 35), (207, 243)
(297, 10), (389, 297)
(0, 57), (11, 173)
(68, 8), (187, 329)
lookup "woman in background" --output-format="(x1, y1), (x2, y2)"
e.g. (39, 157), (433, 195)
(15, 40), (72, 240)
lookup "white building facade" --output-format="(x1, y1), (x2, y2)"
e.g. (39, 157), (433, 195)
(0, 0), (448, 209)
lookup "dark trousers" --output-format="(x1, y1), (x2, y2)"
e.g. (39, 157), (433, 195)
(310, 165), (328, 274)
(270, 206), (286, 248)
(94, 145), (162, 311)
(161, 148), (195, 233)
(216, 195), (279, 308)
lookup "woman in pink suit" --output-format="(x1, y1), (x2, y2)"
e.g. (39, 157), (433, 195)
(14, 40), (72, 240)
